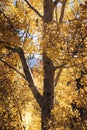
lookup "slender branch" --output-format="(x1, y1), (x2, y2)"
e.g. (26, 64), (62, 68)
(59, 0), (67, 24)
(54, 63), (66, 70)
(24, 0), (42, 18)
(55, 5), (59, 30)
(0, 59), (25, 79)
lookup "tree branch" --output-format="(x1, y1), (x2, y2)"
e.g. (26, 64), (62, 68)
(5, 45), (42, 105)
(18, 47), (42, 105)
(54, 63), (66, 70)
(59, 0), (67, 23)
(0, 59), (25, 79)
(24, 0), (42, 18)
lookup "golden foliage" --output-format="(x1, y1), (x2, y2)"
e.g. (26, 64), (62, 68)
(0, 0), (87, 129)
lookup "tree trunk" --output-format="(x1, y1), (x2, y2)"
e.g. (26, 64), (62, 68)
(41, 1), (54, 129)
(43, 0), (53, 23)
(41, 52), (55, 130)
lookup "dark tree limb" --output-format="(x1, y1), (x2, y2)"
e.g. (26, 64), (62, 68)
(24, 0), (42, 18)
(5, 45), (42, 105)
(18, 47), (42, 104)
(0, 59), (25, 79)
(54, 63), (66, 70)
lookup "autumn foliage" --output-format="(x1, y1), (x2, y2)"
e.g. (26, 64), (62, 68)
(0, 0), (87, 130)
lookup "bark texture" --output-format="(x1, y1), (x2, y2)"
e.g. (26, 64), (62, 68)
(41, 52), (55, 130)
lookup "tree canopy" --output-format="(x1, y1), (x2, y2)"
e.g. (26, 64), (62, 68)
(0, 0), (87, 130)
